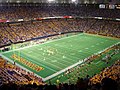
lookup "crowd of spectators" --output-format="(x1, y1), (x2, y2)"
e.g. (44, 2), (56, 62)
(0, 57), (119, 90)
(86, 19), (120, 37)
(0, 43), (119, 89)
(0, 19), (82, 46)
(89, 60), (120, 90)
(0, 4), (120, 90)
(90, 60), (120, 82)
(0, 4), (120, 47)
(0, 5), (120, 20)
(0, 57), (44, 86)
(0, 18), (120, 47)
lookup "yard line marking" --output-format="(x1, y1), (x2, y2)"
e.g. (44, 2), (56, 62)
(28, 48), (73, 67)
(62, 56), (66, 58)
(79, 50), (82, 52)
(51, 60), (57, 62)
(5, 51), (58, 73)
(96, 61), (101, 64)
(23, 55), (58, 72)
(71, 53), (75, 55)
(31, 47), (75, 65)
(25, 50), (68, 69)
(2, 33), (84, 54)
(53, 44), (84, 60)
(92, 60), (101, 65)
(43, 60), (83, 81)
(91, 45), (94, 47)
(28, 51), (32, 53)
(22, 52), (63, 70)
(1, 40), (119, 81)
(41, 44), (81, 62)
(0, 54), (44, 79)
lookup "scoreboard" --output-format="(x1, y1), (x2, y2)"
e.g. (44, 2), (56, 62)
(99, 4), (120, 9)
(115, 4), (120, 9)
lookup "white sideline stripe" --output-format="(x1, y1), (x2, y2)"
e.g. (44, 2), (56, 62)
(0, 53), (58, 75)
(2, 42), (77, 73)
(23, 49), (70, 69)
(51, 43), (83, 61)
(43, 60), (83, 81)
(46, 41), (120, 78)
(0, 54), (44, 80)
(84, 33), (120, 40)
(95, 42), (120, 55)
(1, 35), (120, 82)
(92, 60), (101, 65)
(43, 41), (120, 81)
(0, 41), (120, 82)
(17, 52), (59, 72)
(1, 33), (84, 54)
(96, 61), (101, 64)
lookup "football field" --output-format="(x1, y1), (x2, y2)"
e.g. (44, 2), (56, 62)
(0, 33), (120, 82)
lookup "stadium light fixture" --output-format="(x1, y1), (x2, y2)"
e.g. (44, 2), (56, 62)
(71, 0), (76, 3)
(16, 1), (21, 3)
(84, 0), (89, 4)
(71, 0), (78, 4)
(48, 0), (55, 3)
(6, 0), (9, 3)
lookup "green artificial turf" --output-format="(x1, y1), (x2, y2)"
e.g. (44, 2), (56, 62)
(1, 33), (120, 83)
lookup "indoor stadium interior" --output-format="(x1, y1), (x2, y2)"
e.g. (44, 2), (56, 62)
(0, 0), (120, 90)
